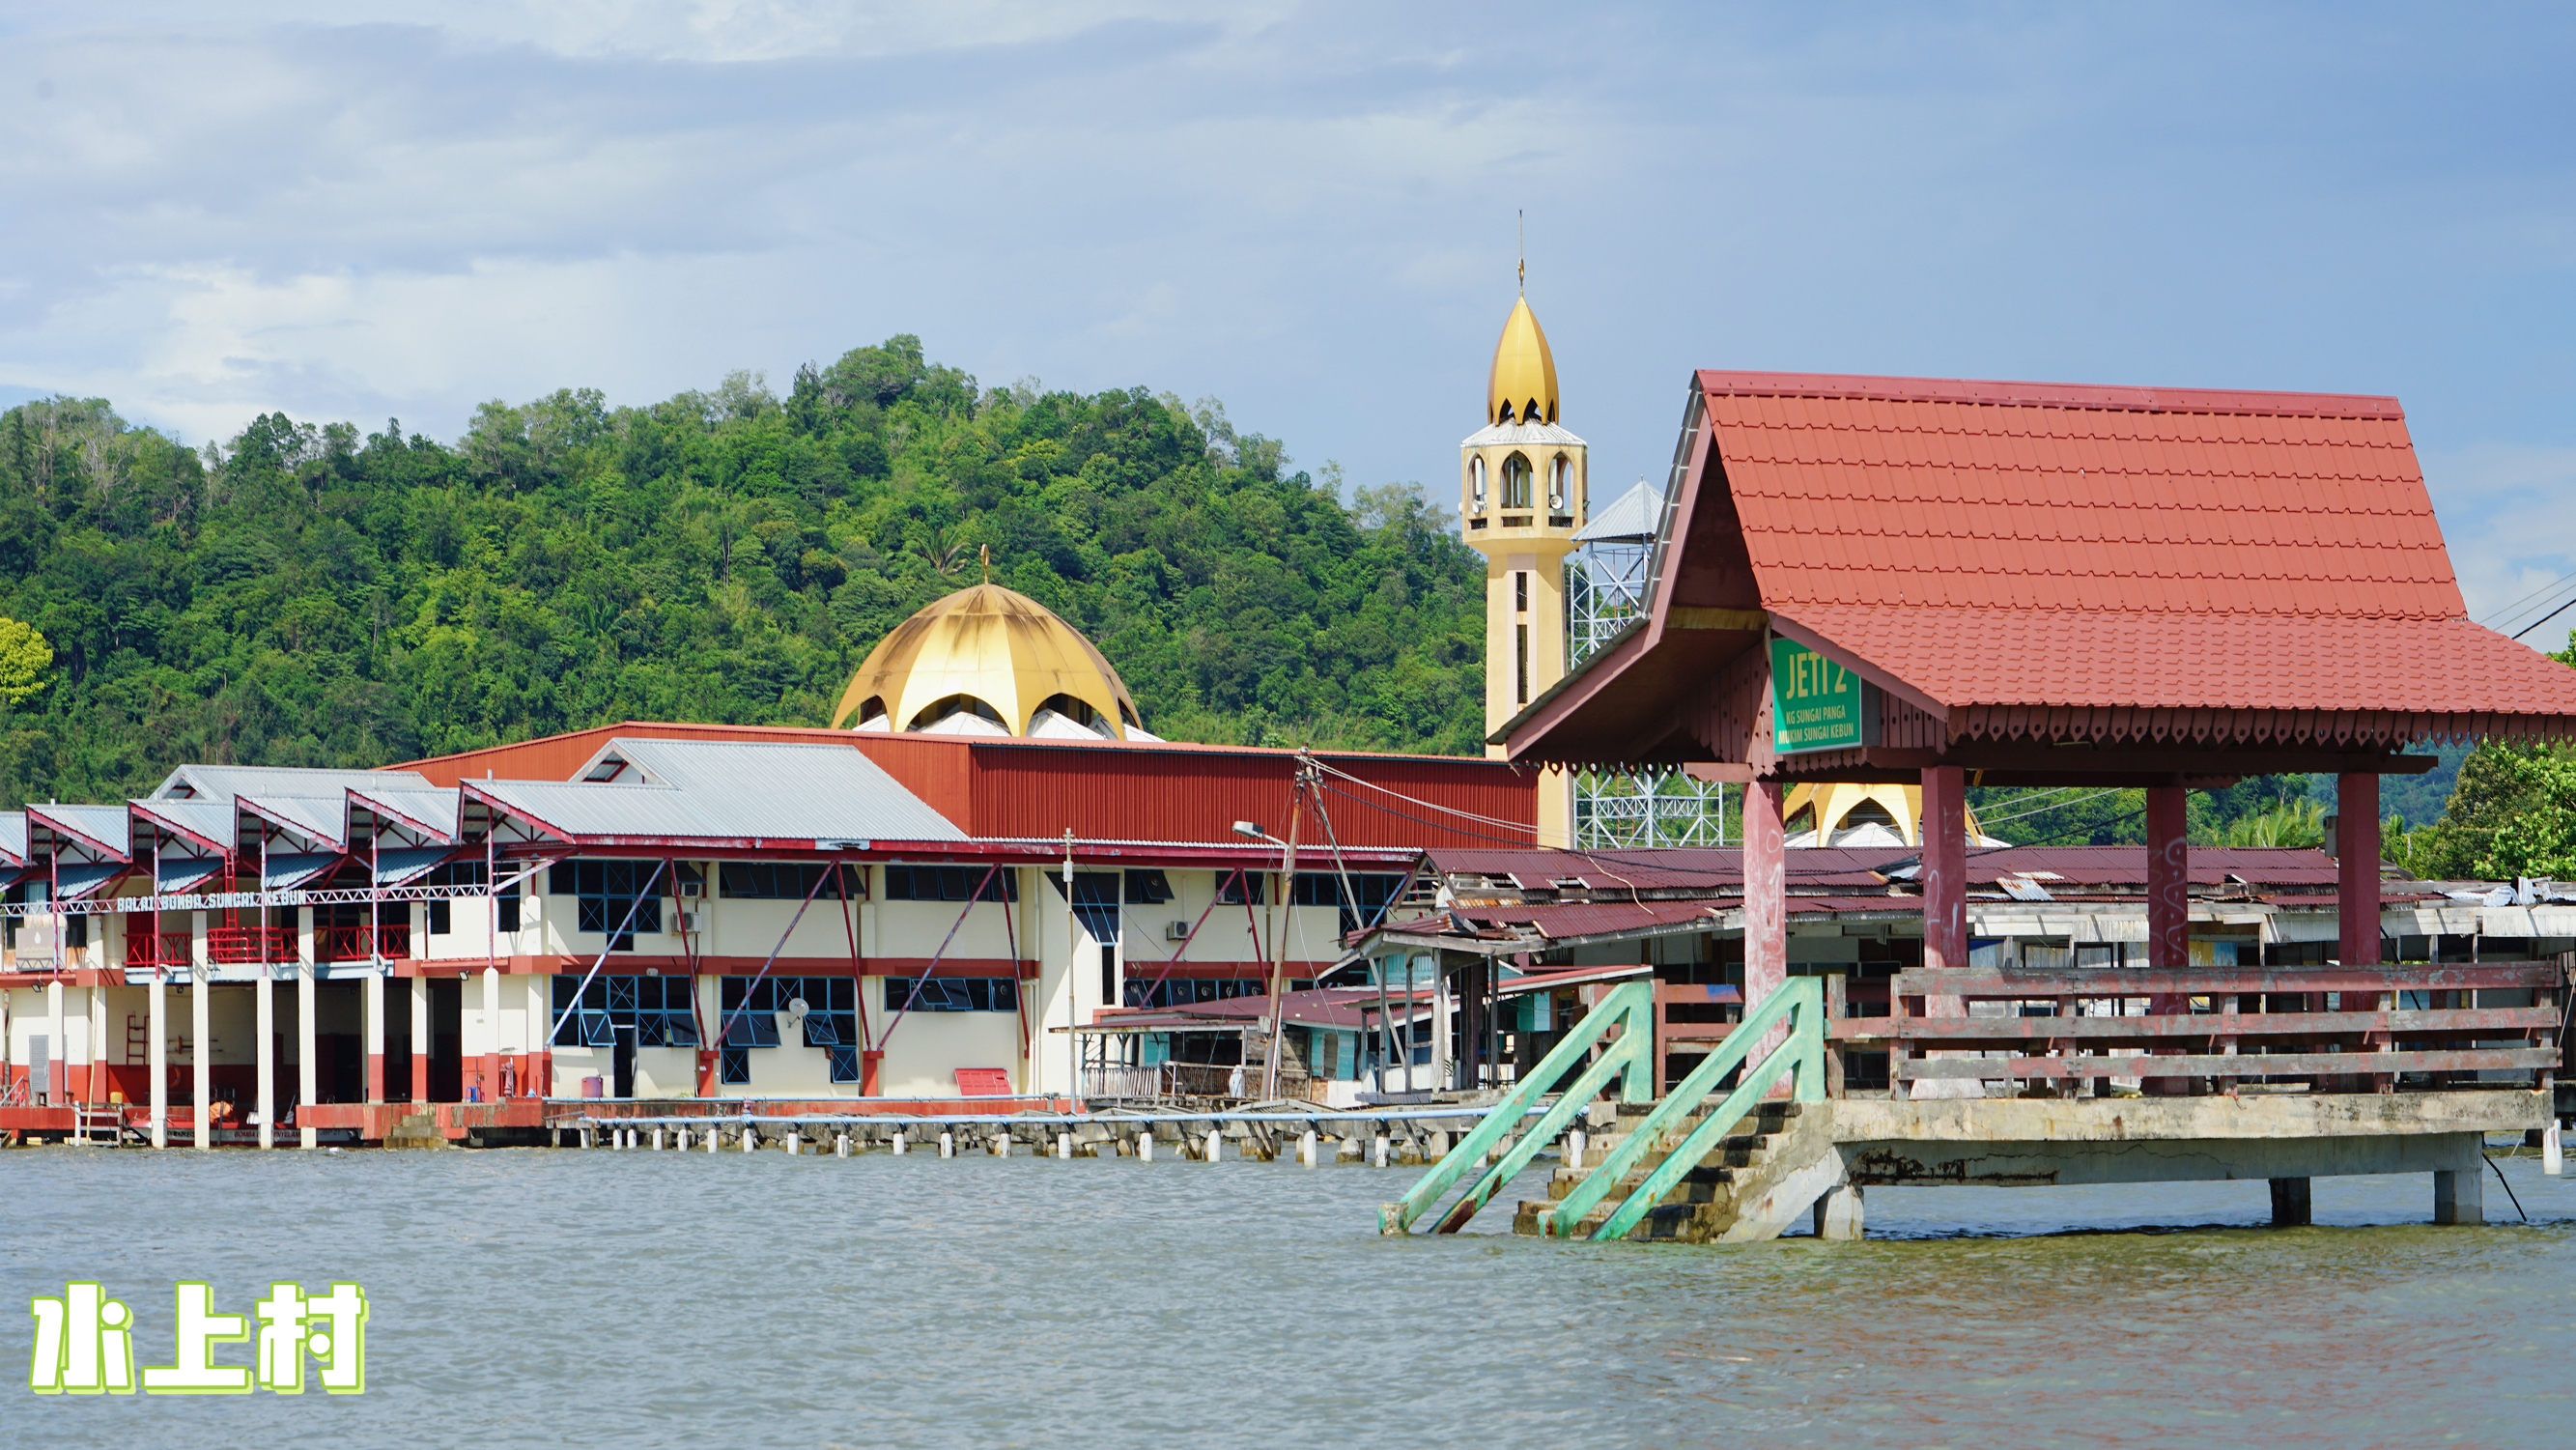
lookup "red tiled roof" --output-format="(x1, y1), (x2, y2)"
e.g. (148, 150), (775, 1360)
(1689, 372), (2576, 725)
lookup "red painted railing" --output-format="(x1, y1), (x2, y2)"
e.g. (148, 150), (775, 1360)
(1830, 962), (2565, 1095)
(122, 932), (193, 970)
(314, 924), (410, 962)
(206, 926), (296, 965)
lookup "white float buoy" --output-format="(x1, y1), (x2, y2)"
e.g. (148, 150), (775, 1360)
(1138, 1128), (1154, 1162)
(1203, 1128), (1222, 1163)
(1298, 1129), (1318, 1166)
(892, 1128), (908, 1154)
(938, 1130), (954, 1158)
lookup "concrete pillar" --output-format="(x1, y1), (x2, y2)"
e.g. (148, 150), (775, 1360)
(1137, 1127), (1153, 1162)
(1298, 1128), (1317, 1166)
(364, 971), (385, 1105)
(704, 1125), (717, 1153)
(2269, 1177), (2311, 1227)
(1057, 1130), (1074, 1160)
(297, 964), (318, 1150)
(190, 914), (211, 1151)
(256, 971), (275, 1151)
(480, 966), (501, 1102)
(2337, 773), (2382, 966)
(2434, 1165), (2483, 1226)
(190, 969), (211, 1151)
(892, 1127), (908, 1154)
(991, 1131), (1009, 1157)
(785, 1129), (800, 1155)
(1373, 1130), (1389, 1168)
(1812, 1182), (1864, 1240)
(2546, 1118), (2563, 1177)
(938, 1129), (954, 1158)
(149, 972), (168, 1149)
(835, 1132), (850, 1158)
(1203, 1127), (1222, 1162)
(742, 1124), (757, 1153)
(409, 976), (429, 1103)
(87, 982), (105, 1104)
(1745, 777), (1789, 1076)
(44, 978), (63, 1105)
(1565, 1128), (1586, 1170)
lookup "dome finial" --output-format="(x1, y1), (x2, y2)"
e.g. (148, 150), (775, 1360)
(979, 543), (991, 584)
(1517, 209), (1524, 296)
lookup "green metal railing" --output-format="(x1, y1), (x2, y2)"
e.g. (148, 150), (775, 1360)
(1535, 975), (1826, 1241)
(1378, 980), (1655, 1236)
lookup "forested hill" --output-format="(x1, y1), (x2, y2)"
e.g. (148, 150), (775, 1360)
(0, 336), (1487, 808)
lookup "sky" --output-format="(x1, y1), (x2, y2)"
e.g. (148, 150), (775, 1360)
(1, 2), (2569, 624)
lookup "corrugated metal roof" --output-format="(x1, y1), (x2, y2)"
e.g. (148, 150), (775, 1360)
(1573, 479), (1661, 544)
(156, 857), (224, 893)
(0, 811), (24, 865)
(371, 848), (451, 887)
(350, 787), (460, 841)
(264, 853), (342, 891)
(131, 798), (237, 852)
(1454, 899), (1721, 940)
(29, 804), (133, 858)
(602, 738), (966, 842)
(55, 862), (127, 899)
(240, 795), (347, 851)
(159, 763), (433, 804)
(1458, 420), (1588, 449)
(473, 780), (712, 841)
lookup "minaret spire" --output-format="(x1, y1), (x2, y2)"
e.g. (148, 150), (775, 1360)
(1517, 210), (1525, 295)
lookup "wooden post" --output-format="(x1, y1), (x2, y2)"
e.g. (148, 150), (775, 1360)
(2337, 773), (2381, 969)
(256, 971), (275, 1150)
(1915, 766), (1968, 1098)
(2146, 785), (2189, 1095)
(2269, 1178), (2310, 1226)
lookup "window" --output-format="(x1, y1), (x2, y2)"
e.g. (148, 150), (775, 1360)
(884, 865), (1016, 902)
(1215, 869), (1263, 905)
(1515, 623), (1528, 704)
(882, 977), (1019, 1012)
(1048, 871), (1121, 943)
(496, 880), (521, 934)
(719, 863), (864, 900)
(828, 1045), (862, 1083)
(718, 976), (860, 1054)
(1123, 979), (1262, 1009)
(427, 899), (451, 935)
(1514, 571), (1528, 613)
(1549, 455), (1570, 512)
(1502, 452), (1533, 510)
(550, 974), (700, 1048)
(548, 861), (665, 950)
(1291, 873), (1407, 933)
(720, 1047), (750, 1085)
(1122, 869), (1173, 905)
(1469, 456), (1486, 513)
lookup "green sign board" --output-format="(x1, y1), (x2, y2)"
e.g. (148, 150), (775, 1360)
(1770, 639), (1875, 753)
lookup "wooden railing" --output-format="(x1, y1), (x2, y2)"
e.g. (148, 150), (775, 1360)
(1832, 963), (2563, 1095)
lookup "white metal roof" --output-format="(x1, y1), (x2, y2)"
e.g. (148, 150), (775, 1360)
(1458, 420), (1588, 449)
(154, 763), (433, 804)
(1573, 479), (1663, 544)
(587, 737), (968, 842)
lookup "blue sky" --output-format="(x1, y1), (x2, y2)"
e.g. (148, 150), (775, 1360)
(1, 3), (2568, 622)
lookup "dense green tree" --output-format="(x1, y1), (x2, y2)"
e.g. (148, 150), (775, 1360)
(0, 343), (1489, 807)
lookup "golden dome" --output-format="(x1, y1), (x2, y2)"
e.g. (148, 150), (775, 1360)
(1781, 782), (1993, 847)
(1486, 295), (1560, 426)
(831, 583), (1145, 740)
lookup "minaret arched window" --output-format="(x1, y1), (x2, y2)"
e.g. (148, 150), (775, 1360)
(1502, 453), (1534, 510)
(1548, 455), (1570, 513)
(1469, 456), (1487, 513)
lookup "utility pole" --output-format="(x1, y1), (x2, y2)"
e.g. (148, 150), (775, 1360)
(1259, 766), (1307, 1100)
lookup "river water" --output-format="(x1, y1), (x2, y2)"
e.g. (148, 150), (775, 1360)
(8, 1143), (2574, 1448)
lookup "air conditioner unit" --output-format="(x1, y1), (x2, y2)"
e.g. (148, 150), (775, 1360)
(1165, 921), (1191, 942)
(675, 910), (702, 934)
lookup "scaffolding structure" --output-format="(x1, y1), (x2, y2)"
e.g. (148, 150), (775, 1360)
(1566, 482), (1725, 849)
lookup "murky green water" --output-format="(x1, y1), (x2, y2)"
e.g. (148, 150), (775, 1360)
(8, 1143), (2573, 1447)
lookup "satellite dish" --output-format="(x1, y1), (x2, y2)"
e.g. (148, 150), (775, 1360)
(786, 997), (809, 1019)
